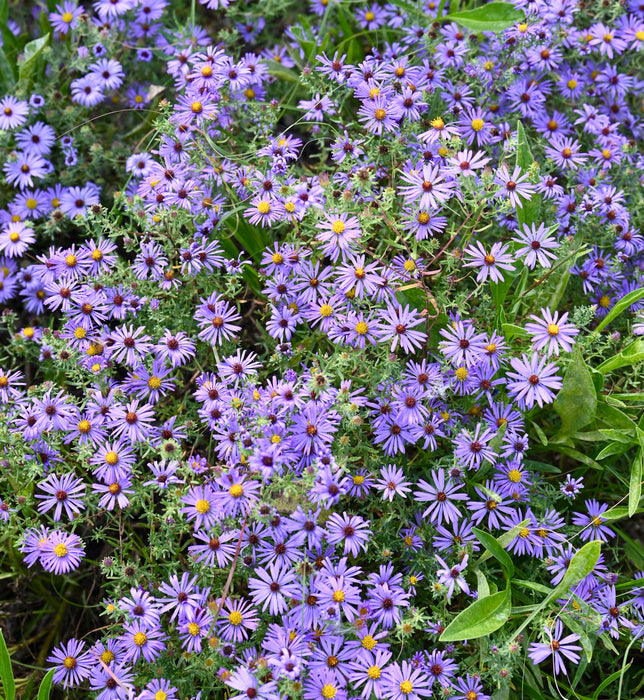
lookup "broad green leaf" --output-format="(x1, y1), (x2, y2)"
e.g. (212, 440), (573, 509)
(512, 579), (552, 595)
(529, 420), (548, 447)
(439, 586), (512, 642)
(0, 628), (15, 700)
(551, 445), (602, 470)
(38, 669), (55, 700)
(608, 392), (644, 403)
(597, 340), (644, 374)
(501, 323), (527, 340)
(553, 346), (597, 438)
(475, 569), (490, 598)
(442, 2), (523, 33)
(596, 441), (634, 461)
(474, 518), (529, 571)
(552, 540), (601, 600)
(263, 59), (298, 83)
(473, 527), (514, 578)
(523, 459), (561, 474)
(595, 287), (644, 333)
(18, 33), (50, 93)
(629, 449), (642, 517)
(597, 401), (639, 432)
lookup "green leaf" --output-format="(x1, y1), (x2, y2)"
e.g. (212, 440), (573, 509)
(592, 668), (628, 700)
(512, 579), (552, 595)
(475, 568), (490, 598)
(629, 449), (643, 517)
(501, 323), (527, 340)
(596, 441), (634, 461)
(0, 628), (15, 700)
(38, 669), (55, 700)
(439, 586), (512, 642)
(553, 346), (597, 438)
(18, 33), (50, 93)
(596, 401), (639, 431)
(473, 527), (514, 578)
(595, 287), (644, 333)
(474, 519), (529, 570)
(0, 45), (16, 92)
(442, 2), (523, 33)
(551, 445), (602, 470)
(552, 540), (601, 600)
(263, 59), (298, 83)
(597, 340), (644, 374)
(529, 420), (548, 447)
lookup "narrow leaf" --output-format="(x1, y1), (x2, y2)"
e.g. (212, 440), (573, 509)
(552, 540), (601, 600)
(473, 527), (514, 578)
(0, 629), (15, 700)
(629, 449), (643, 517)
(18, 33), (50, 93)
(595, 287), (644, 333)
(37, 669), (55, 700)
(442, 2), (523, 33)
(439, 586), (512, 642)
(597, 340), (644, 374)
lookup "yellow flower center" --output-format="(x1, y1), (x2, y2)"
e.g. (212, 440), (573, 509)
(471, 118), (484, 131)
(26, 198), (38, 210)
(272, 252), (283, 264)
(508, 469), (522, 483)
(601, 149), (611, 160)
(78, 420), (91, 433)
(592, 516), (603, 527)
(367, 666), (381, 679)
(400, 681), (413, 695)
(65, 254), (77, 267)
(547, 323), (559, 336)
(455, 367), (468, 381)
(332, 590), (345, 602)
(321, 684), (336, 699)
(409, 576), (418, 584)
(374, 108), (386, 121)
(431, 116), (444, 130)
(519, 528), (530, 538)
(62, 11), (73, 22)
(74, 327), (87, 339)
(155, 692), (167, 700)
(599, 295), (611, 308)
(201, 66), (213, 77)
(54, 543), (68, 557)
(353, 475), (365, 485)
(484, 254), (496, 265)
(567, 79), (577, 89)
(484, 61), (494, 70)
(518, 22), (528, 32)
(404, 259), (416, 271)
(63, 655), (76, 669)
(636, 30), (644, 41)
(417, 211), (430, 224)
(245, 88), (256, 99)
(100, 650), (115, 663)
(228, 610), (243, 625)
(148, 376), (162, 389)
(365, 10), (375, 20)
(355, 321), (368, 335)
(133, 632), (147, 646)
(229, 484), (244, 498)
(23, 327), (34, 338)
(466, 692), (478, 700)
(257, 201), (271, 214)
(191, 101), (203, 113)
(92, 249), (103, 261)
(105, 451), (119, 465)
(320, 304), (333, 317)
(188, 622), (200, 636)
(195, 498), (211, 514)
(362, 635), (376, 650)
(331, 220), (346, 234)
(285, 201), (295, 212)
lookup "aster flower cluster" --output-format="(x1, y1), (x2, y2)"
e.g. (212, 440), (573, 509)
(0, 0), (644, 698)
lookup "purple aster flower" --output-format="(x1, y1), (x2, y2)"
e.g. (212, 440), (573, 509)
(155, 329), (196, 367)
(35, 473), (85, 521)
(377, 304), (426, 353)
(316, 213), (362, 261)
(506, 353), (562, 409)
(0, 222), (36, 257)
(181, 484), (221, 531)
(525, 309), (579, 356)
(90, 439), (136, 483)
(326, 512), (371, 557)
(571, 499), (616, 541)
(386, 660), (432, 700)
(178, 606), (212, 653)
(218, 597), (259, 642)
(88, 58), (125, 90)
(358, 96), (402, 135)
(70, 75), (105, 107)
(315, 574), (361, 622)
(528, 620), (582, 675)
(132, 241), (168, 280)
(560, 474), (584, 498)
(121, 621), (166, 663)
(248, 561), (301, 615)
(109, 399), (155, 443)
(494, 165), (535, 209)
(368, 583), (409, 629)
(89, 663), (135, 700)
(435, 554), (470, 599)
(451, 675), (490, 700)
(108, 325), (154, 367)
(398, 163), (455, 211)
(513, 223), (559, 269)
(439, 320), (487, 367)
(285, 506), (325, 549)
(49, 2), (83, 33)
(414, 469), (467, 526)
(226, 667), (280, 700)
(93, 475), (134, 511)
(138, 679), (179, 700)
(4, 152), (48, 190)
(157, 573), (204, 622)
(303, 668), (347, 700)
(46, 639), (92, 689)
(375, 464), (412, 501)
(40, 530), (84, 574)
(119, 587), (161, 628)
(463, 241), (515, 284)
(0, 96), (29, 130)
(217, 349), (262, 385)
(189, 530), (238, 568)
(122, 361), (175, 403)
(454, 424), (497, 470)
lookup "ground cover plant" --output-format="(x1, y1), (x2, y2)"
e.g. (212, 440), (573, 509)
(1, 0), (644, 698)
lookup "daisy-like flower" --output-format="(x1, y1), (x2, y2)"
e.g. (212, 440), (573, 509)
(414, 469), (467, 526)
(70, 76), (105, 107)
(439, 320), (487, 367)
(528, 620), (582, 675)
(245, 196), (285, 227)
(571, 499), (616, 541)
(463, 241), (515, 284)
(138, 679), (179, 700)
(506, 353), (562, 409)
(0, 222), (36, 257)
(377, 304), (427, 353)
(358, 96), (402, 135)
(447, 149), (490, 177)
(435, 554), (470, 599)
(40, 530), (85, 574)
(196, 294), (242, 346)
(121, 621), (166, 663)
(0, 96), (29, 130)
(4, 152), (48, 190)
(494, 165), (535, 209)
(316, 213), (362, 261)
(181, 484), (221, 531)
(46, 639), (92, 689)
(155, 329), (196, 367)
(513, 223), (559, 269)
(248, 561), (301, 615)
(35, 473), (86, 521)
(544, 135), (587, 170)
(524, 309), (579, 356)
(108, 325), (154, 367)
(326, 512), (371, 557)
(375, 464), (412, 501)
(386, 660), (433, 700)
(398, 163), (455, 211)
(217, 597), (259, 642)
